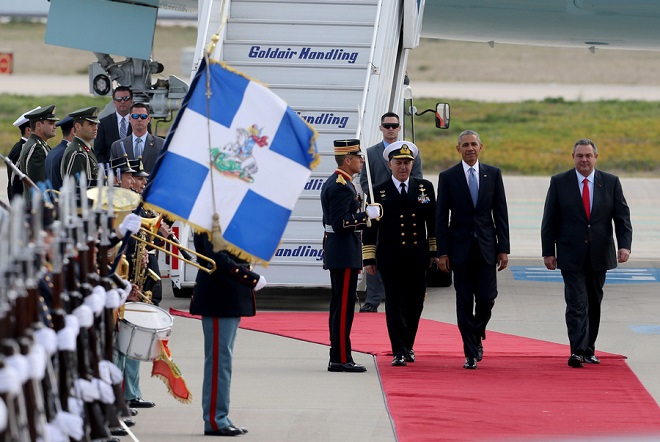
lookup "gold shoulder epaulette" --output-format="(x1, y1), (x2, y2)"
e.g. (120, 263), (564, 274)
(336, 175), (346, 185)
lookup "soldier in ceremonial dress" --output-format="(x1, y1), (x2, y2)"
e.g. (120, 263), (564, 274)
(362, 141), (438, 366)
(320, 139), (381, 373)
(61, 107), (100, 186)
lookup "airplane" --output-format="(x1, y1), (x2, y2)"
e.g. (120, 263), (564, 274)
(23, 0), (660, 291)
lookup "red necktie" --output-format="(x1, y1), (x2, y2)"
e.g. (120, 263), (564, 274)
(582, 178), (590, 219)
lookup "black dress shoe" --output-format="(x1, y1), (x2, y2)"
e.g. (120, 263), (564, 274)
(405, 350), (415, 363)
(463, 357), (477, 369)
(123, 418), (136, 427)
(129, 407), (138, 416)
(584, 354), (600, 364)
(477, 344), (483, 362)
(128, 398), (156, 408)
(568, 354), (584, 368)
(204, 425), (247, 436)
(392, 355), (407, 366)
(359, 303), (378, 313)
(110, 427), (128, 437)
(327, 361), (367, 372)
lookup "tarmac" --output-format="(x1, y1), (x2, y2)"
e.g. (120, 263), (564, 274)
(1, 77), (660, 440)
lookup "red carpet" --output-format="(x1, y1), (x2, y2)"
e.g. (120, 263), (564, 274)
(171, 309), (660, 441)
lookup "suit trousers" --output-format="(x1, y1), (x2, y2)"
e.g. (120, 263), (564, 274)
(202, 316), (240, 432)
(561, 262), (606, 356)
(452, 239), (498, 358)
(381, 265), (426, 356)
(329, 268), (358, 364)
(364, 269), (386, 307)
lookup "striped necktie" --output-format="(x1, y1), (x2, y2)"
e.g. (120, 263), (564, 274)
(119, 117), (128, 139)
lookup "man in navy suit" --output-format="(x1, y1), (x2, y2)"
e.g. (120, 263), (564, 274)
(95, 86), (134, 165)
(436, 129), (510, 369)
(110, 102), (163, 173)
(358, 112), (425, 313)
(541, 138), (632, 368)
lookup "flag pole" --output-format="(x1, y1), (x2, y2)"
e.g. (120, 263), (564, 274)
(357, 105), (374, 227)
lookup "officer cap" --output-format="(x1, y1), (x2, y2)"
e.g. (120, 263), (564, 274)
(69, 106), (100, 124)
(128, 159), (149, 177)
(55, 115), (74, 130)
(383, 141), (418, 161)
(333, 139), (362, 156)
(110, 156), (137, 174)
(25, 105), (59, 123)
(13, 106), (42, 127)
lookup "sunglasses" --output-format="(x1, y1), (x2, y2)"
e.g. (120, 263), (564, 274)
(131, 113), (149, 120)
(382, 123), (400, 129)
(114, 96), (132, 102)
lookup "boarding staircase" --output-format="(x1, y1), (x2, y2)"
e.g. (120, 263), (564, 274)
(188, 0), (425, 289)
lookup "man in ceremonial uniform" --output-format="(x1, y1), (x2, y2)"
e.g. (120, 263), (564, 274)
(61, 107), (100, 186)
(191, 233), (267, 436)
(18, 105), (59, 203)
(320, 139), (381, 373)
(7, 106), (39, 201)
(363, 141), (438, 366)
(45, 115), (75, 191)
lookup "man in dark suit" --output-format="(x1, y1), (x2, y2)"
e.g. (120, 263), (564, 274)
(363, 141), (437, 366)
(7, 106), (39, 201)
(436, 129), (510, 369)
(191, 233), (266, 436)
(541, 138), (632, 368)
(45, 115), (75, 191)
(109, 103), (163, 173)
(358, 112), (425, 313)
(94, 86), (134, 165)
(321, 139), (381, 373)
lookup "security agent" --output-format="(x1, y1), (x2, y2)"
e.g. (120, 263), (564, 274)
(45, 115), (75, 191)
(363, 141), (438, 366)
(320, 139), (381, 373)
(7, 106), (40, 201)
(61, 107), (100, 186)
(18, 105), (59, 203)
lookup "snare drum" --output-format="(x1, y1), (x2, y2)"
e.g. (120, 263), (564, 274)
(117, 302), (173, 361)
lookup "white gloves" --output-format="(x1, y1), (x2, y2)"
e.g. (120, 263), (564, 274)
(366, 204), (382, 220)
(255, 275), (267, 291)
(118, 213), (141, 237)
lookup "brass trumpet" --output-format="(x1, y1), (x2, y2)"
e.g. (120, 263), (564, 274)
(131, 216), (216, 274)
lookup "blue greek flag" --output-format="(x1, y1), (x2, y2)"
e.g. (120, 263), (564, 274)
(143, 58), (319, 263)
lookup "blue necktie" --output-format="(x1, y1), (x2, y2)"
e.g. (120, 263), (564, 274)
(119, 117), (128, 139)
(134, 137), (143, 158)
(468, 167), (478, 207)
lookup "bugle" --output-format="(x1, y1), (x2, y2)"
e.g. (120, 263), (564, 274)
(131, 217), (216, 274)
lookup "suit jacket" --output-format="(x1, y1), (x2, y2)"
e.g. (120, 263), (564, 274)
(320, 169), (369, 269)
(7, 138), (25, 200)
(359, 141), (423, 194)
(541, 168), (632, 272)
(45, 140), (68, 191)
(109, 133), (164, 173)
(363, 177), (436, 269)
(436, 162), (510, 266)
(95, 113), (132, 165)
(190, 233), (258, 318)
